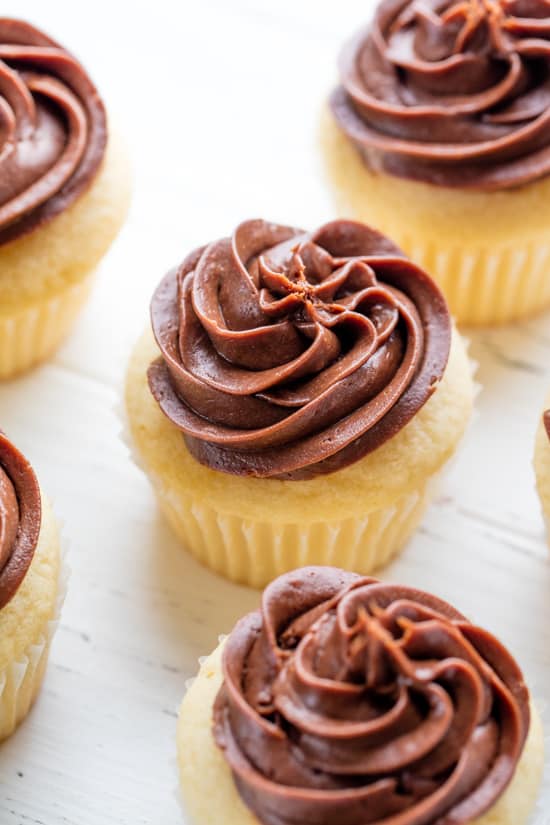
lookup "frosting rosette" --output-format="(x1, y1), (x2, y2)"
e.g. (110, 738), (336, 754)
(147, 219), (451, 480)
(213, 566), (531, 825)
(330, 0), (550, 190)
(0, 432), (41, 610)
(0, 18), (106, 245)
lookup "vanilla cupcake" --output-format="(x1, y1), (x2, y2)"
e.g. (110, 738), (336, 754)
(322, 0), (550, 325)
(0, 432), (63, 741)
(126, 219), (474, 587)
(179, 567), (543, 825)
(534, 406), (550, 533)
(0, 18), (131, 378)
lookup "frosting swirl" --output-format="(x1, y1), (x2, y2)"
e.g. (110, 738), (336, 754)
(0, 432), (41, 610)
(0, 18), (106, 245)
(214, 567), (530, 825)
(330, 0), (550, 190)
(148, 219), (450, 480)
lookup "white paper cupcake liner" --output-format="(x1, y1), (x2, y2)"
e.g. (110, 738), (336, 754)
(0, 514), (69, 741)
(0, 273), (96, 379)
(401, 235), (550, 326)
(117, 393), (145, 474)
(530, 688), (550, 824)
(120, 355), (474, 588)
(156, 473), (442, 588)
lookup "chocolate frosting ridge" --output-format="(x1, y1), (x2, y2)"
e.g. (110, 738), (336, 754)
(330, 0), (550, 190)
(214, 566), (530, 825)
(0, 18), (106, 245)
(148, 219), (451, 480)
(0, 433), (41, 610)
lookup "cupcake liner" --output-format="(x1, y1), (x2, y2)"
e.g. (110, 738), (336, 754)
(117, 394), (145, 474)
(0, 272), (96, 379)
(536, 495), (550, 543)
(531, 692), (550, 824)
(121, 336), (476, 589)
(150, 470), (439, 589)
(377, 230), (550, 327)
(463, 333), (480, 399)
(0, 519), (69, 741)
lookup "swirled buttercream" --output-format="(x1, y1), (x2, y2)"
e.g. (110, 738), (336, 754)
(148, 219), (450, 480)
(0, 432), (41, 610)
(330, 0), (550, 190)
(214, 566), (530, 825)
(0, 18), (106, 245)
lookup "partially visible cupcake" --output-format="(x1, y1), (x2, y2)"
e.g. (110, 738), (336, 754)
(0, 19), (131, 378)
(0, 432), (64, 741)
(178, 567), (544, 825)
(322, 0), (550, 325)
(126, 218), (474, 587)
(534, 404), (550, 535)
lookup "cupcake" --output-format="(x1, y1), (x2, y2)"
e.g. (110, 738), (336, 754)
(534, 405), (550, 533)
(0, 432), (64, 741)
(322, 0), (550, 326)
(178, 566), (544, 825)
(126, 218), (474, 587)
(0, 18), (131, 379)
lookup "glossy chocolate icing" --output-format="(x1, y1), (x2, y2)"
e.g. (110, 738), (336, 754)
(0, 433), (41, 610)
(214, 566), (530, 825)
(148, 219), (451, 480)
(0, 18), (106, 245)
(330, 0), (550, 190)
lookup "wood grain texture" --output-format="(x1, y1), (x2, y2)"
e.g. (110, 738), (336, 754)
(0, 1), (548, 823)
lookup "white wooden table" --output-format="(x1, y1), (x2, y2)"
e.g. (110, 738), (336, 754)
(0, 1), (548, 822)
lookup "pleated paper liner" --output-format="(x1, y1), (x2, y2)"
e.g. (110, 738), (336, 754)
(148, 470), (439, 589)
(0, 500), (69, 741)
(121, 341), (476, 590)
(0, 271), (95, 379)
(389, 233), (550, 327)
(531, 692), (550, 825)
(121, 403), (445, 589)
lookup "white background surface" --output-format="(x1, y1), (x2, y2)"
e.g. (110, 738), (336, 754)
(0, 1), (549, 823)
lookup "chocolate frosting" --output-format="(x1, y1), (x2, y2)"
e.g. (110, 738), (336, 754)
(0, 433), (41, 610)
(0, 18), (106, 245)
(330, 0), (550, 190)
(544, 409), (550, 439)
(214, 566), (530, 825)
(148, 219), (451, 480)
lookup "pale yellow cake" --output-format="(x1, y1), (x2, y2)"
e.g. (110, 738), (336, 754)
(0, 497), (63, 741)
(178, 641), (544, 825)
(321, 110), (550, 326)
(125, 326), (474, 587)
(0, 126), (132, 378)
